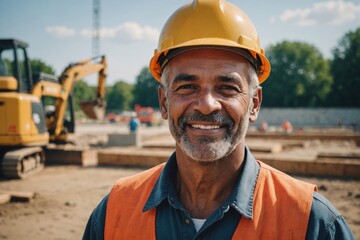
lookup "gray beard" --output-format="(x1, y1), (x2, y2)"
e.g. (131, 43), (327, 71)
(168, 110), (250, 162)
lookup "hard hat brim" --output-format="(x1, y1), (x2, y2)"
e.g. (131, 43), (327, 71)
(150, 38), (270, 84)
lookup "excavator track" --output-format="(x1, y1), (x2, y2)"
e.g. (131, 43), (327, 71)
(1, 147), (45, 179)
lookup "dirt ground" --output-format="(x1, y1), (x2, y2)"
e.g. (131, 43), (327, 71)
(0, 123), (359, 239)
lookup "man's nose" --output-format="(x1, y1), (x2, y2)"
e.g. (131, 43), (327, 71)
(193, 90), (222, 115)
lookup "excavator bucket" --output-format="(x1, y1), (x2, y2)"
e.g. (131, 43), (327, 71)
(80, 100), (106, 120)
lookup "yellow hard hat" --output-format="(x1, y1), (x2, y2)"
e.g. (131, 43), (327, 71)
(149, 0), (271, 84)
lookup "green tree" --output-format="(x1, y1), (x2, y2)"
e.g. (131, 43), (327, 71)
(72, 80), (96, 111)
(132, 67), (160, 108)
(330, 27), (360, 107)
(262, 41), (332, 107)
(30, 58), (56, 75)
(106, 80), (134, 112)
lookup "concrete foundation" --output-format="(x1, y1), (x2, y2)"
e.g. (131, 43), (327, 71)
(107, 132), (141, 147)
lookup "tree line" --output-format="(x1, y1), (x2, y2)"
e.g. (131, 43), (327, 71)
(262, 27), (359, 107)
(32, 27), (359, 113)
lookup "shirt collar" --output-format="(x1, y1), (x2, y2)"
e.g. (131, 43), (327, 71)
(143, 151), (179, 212)
(143, 147), (260, 219)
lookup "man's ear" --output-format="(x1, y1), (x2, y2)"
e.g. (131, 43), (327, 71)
(158, 86), (168, 120)
(249, 87), (262, 123)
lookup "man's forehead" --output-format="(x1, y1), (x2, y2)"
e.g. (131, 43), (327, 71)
(171, 71), (243, 81)
(168, 66), (246, 87)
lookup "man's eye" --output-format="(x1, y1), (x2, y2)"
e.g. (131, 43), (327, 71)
(219, 85), (239, 92)
(176, 84), (195, 91)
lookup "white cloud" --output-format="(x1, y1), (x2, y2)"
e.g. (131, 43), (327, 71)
(279, 1), (360, 26)
(46, 22), (160, 43)
(80, 22), (160, 43)
(118, 22), (159, 43)
(45, 26), (75, 37)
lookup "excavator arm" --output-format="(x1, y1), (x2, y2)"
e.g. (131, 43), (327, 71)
(31, 55), (107, 142)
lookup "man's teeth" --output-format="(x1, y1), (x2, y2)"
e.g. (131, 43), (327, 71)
(191, 124), (220, 130)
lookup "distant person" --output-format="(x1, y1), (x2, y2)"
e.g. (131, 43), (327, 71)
(83, 0), (354, 239)
(129, 114), (140, 133)
(282, 120), (293, 133)
(258, 120), (268, 132)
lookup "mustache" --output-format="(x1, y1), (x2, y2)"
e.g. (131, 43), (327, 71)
(179, 111), (234, 129)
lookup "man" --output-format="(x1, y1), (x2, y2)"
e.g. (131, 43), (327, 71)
(129, 114), (140, 133)
(83, 0), (355, 239)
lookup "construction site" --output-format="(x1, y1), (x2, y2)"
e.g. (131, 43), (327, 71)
(1, 0), (360, 239)
(0, 37), (359, 239)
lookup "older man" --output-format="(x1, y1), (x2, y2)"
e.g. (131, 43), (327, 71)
(83, 1), (354, 239)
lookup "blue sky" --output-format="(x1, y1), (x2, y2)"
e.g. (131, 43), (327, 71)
(1, 0), (359, 85)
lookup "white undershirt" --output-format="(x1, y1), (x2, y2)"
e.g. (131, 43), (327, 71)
(192, 218), (206, 232)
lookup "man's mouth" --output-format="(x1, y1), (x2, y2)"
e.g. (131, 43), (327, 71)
(190, 124), (221, 130)
(179, 112), (233, 133)
(184, 122), (226, 139)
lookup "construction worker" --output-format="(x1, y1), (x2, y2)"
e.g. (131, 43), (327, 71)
(282, 120), (293, 133)
(258, 120), (269, 133)
(83, 1), (355, 239)
(129, 113), (140, 133)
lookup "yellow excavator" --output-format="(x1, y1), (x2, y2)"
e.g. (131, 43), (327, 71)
(0, 39), (107, 179)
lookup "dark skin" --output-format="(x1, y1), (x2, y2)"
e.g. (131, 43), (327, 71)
(158, 49), (262, 219)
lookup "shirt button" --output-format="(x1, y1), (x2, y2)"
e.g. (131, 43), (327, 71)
(184, 219), (191, 224)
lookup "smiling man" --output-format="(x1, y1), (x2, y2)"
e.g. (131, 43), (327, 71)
(83, 1), (354, 239)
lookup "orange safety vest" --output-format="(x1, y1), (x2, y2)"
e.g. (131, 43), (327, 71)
(105, 161), (316, 240)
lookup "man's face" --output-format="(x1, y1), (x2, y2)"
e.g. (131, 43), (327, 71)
(158, 48), (261, 162)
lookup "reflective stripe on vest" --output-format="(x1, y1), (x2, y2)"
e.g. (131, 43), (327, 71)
(105, 161), (316, 240)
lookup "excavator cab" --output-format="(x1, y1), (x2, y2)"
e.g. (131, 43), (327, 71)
(0, 39), (33, 93)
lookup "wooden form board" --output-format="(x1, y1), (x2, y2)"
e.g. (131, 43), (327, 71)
(246, 142), (283, 153)
(0, 191), (35, 202)
(317, 151), (360, 159)
(45, 147), (98, 167)
(247, 132), (360, 146)
(256, 156), (360, 178)
(98, 150), (169, 168)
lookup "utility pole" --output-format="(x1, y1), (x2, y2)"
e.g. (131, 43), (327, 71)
(92, 0), (100, 57)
